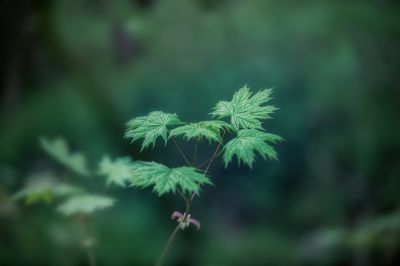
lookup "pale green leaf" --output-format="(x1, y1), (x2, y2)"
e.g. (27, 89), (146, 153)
(98, 156), (136, 188)
(40, 137), (91, 177)
(211, 86), (277, 131)
(56, 194), (115, 216)
(169, 120), (231, 143)
(125, 111), (183, 151)
(223, 129), (283, 168)
(128, 161), (212, 196)
(13, 174), (84, 205)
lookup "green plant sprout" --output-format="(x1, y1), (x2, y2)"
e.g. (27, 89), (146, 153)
(14, 138), (115, 266)
(119, 86), (283, 266)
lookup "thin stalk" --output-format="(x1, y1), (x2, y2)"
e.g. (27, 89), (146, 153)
(197, 130), (226, 169)
(155, 224), (181, 266)
(177, 188), (188, 206)
(77, 215), (96, 266)
(192, 142), (198, 166)
(156, 131), (226, 266)
(156, 196), (193, 266)
(172, 137), (191, 166)
(197, 150), (223, 169)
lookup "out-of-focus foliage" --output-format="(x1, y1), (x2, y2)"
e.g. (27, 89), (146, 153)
(13, 174), (83, 205)
(98, 156), (136, 188)
(56, 194), (115, 216)
(40, 138), (91, 177)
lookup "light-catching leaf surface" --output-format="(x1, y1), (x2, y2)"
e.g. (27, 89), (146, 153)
(98, 156), (136, 188)
(125, 111), (183, 151)
(40, 137), (91, 177)
(13, 174), (84, 205)
(223, 129), (283, 168)
(128, 161), (212, 196)
(169, 120), (231, 143)
(56, 194), (115, 216)
(211, 86), (277, 131)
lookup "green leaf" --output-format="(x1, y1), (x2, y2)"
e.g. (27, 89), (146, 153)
(169, 120), (232, 143)
(98, 156), (136, 188)
(211, 86), (277, 131)
(223, 129), (283, 168)
(125, 111), (183, 151)
(56, 194), (115, 216)
(40, 137), (91, 177)
(128, 161), (212, 196)
(13, 174), (84, 205)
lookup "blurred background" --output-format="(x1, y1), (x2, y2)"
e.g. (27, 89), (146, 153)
(1, 0), (400, 265)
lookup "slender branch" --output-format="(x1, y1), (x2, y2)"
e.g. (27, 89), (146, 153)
(156, 196), (194, 266)
(196, 130), (226, 169)
(155, 223), (181, 266)
(197, 150), (223, 169)
(77, 215), (97, 266)
(177, 188), (188, 206)
(172, 137), (191, 166)
(156, 130), (226, 265)
(192, 142), (198, 165)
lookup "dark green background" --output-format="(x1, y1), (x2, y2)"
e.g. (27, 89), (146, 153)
(1, 0), (400, 265)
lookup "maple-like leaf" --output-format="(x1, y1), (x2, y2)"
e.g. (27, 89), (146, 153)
(40, 137), (91, 177)
(125, 111), (183, 151)
(211, 86), (277, 131)
(169, 120), (232, 143)
(56, 194), (115, 216)
(128, 161), (212, 196)
(98, 156), (136, 188)
(223, 129), (283, 168)
(13, 174), (84, 205)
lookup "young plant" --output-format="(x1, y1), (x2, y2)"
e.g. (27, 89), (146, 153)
(120, 85), (283, 265)
(14, 138), (115, 266)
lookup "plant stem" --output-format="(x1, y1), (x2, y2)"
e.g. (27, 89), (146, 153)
(77, 215), (97, 266)
(156, 131), (225, 265)
(155, 223), (181, 266)
(172, 137), (191, 166)
(156, 196), (193, 266)
(196, 150), (223, 169)
(192, 142), (197, 165)
(197, 130), (226, 169)
(86, 245), (96, 266)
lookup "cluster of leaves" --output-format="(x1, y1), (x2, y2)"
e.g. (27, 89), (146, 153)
(123, 85), (282, 196)
(15, 86), (281, 212)
(12, 173), (83, 205)
(15, 138), (115, 216)
(40, 138), (91, 177)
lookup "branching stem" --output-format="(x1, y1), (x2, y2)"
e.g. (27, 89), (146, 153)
(155, 131), (226, 266)
(156, 193), (194, 266)
(172, 137), (191, 166)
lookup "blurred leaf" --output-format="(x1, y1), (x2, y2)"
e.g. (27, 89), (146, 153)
(211, 86), (277, 131)
(169, 120), (232, 143)
(40, 137), (91, 177)
(223, 129), (282, 168)
(125, 111), (183, 151)
(128, 161), (212, 196)
(13, 174), (84, 205)
(98, 156), (137, 188)
(56, 194), (115, 216)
